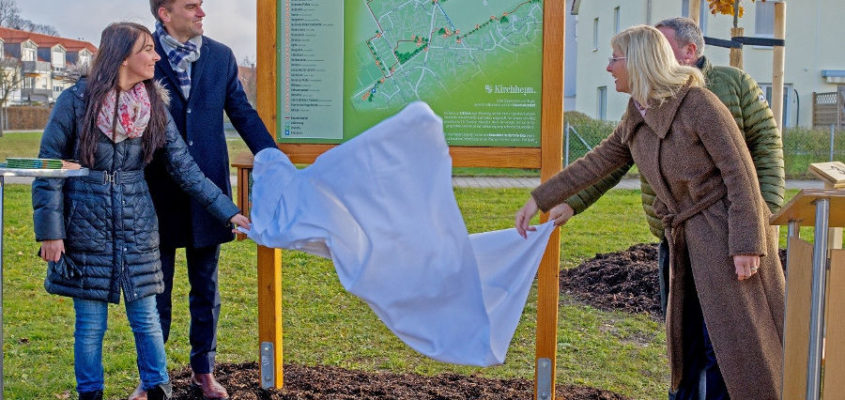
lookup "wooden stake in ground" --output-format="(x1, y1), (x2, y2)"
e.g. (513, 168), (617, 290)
(729, 27), (744, 69)
(689, 0), (701, 25)
(771, 2), (786, 132)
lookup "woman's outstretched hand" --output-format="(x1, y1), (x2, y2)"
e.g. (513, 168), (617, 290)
(515, 197), (539, 238)
(230, 213), (251, 233)
(734, 254), (761, 281)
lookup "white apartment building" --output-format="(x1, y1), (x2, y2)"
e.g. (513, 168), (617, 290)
(568, 0), (844, 128)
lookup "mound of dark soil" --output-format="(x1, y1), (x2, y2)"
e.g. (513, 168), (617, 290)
(560, 243), (662, 317)
(169, 362), (629, 400)
(560, 243), (788, 318)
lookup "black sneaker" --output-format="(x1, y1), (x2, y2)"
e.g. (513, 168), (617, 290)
(77, 391), (103, 400)
(147, 382), (173, 400)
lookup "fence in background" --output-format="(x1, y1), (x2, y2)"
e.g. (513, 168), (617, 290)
(813, 91), (844, 130)
(0, 106), (52, 131)
(565, 118), (844, 179)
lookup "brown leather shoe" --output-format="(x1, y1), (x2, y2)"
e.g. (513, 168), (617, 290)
(128, 383), (147, 400)
(190, 372), (229, 400)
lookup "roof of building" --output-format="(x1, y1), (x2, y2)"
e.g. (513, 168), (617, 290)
(0, 26), (96, 53)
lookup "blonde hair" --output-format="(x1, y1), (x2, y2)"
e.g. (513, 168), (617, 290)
(611, 25), (704, 107)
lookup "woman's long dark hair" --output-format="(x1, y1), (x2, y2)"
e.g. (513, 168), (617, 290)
(79, 22), (167, 167)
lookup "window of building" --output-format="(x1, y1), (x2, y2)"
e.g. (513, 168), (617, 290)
(593, 18), (600, 51)
(760, 83), (793, 126)
(613, 7), (620, 33)
(52, 49), (65, 68)
(79, 52), (91, 67)
(23, 46), (35, 61)
(597, 86), (607, 120)
(755, 1), (775, 36)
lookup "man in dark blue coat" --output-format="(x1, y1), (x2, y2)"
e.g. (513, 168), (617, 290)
(144, 1), (277, 398)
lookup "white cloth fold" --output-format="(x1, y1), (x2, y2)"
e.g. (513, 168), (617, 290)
(245, 102), (555, 366)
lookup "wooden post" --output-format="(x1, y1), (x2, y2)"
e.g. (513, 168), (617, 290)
(823, 250), (845, 399)
(535, 1), (564, 399)
(689, 0), (701, 25)
(256, 0), (284, 389)
(729, 27), (744, 69)
(772, 2), (787, 131)
(782, 237), (814, 399)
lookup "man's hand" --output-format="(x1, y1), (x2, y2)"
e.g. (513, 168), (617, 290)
(230, 213), (251, 232)
(40, 239), (65, 262)
(549, 203), (575, 227)
(734, 254), (761, 281)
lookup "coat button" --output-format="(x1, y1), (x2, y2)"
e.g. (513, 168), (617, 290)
(187, 108), (192, 114)
(188, 140), (194, 146)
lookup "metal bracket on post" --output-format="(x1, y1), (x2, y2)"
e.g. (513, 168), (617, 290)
(536, 358), (552, 400)
(260, 342), (275, 389)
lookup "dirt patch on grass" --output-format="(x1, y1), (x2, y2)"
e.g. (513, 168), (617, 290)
(560, 243), (662, 318)
(168, 362), (630, 400)
(560, 243), (787, 318)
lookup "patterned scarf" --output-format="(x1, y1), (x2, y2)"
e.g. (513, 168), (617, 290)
(96, 83), (151, 143)
(156, 22), (201, 98)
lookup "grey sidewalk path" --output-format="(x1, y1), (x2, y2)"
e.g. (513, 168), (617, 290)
(451, 177), (823, 190)
(2, 175), (826, 190)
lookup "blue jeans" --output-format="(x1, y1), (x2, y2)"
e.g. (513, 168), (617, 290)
(73, 296), (169, 393)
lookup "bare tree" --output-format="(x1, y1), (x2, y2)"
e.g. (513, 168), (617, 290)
(0, 56), (23, 137)
(239, 56), (257, 106)
(0, 0), (59, 36)
(0, 0), (21, 27)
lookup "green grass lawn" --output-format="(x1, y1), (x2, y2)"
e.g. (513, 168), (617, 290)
(4, 184), (672, 399)
(0, 132), (42, 161)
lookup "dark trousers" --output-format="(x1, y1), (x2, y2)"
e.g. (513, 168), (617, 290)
(157, 244), (221, 374)
(661, 239), (729, 400)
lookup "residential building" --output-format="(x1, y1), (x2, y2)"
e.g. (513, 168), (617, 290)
(0, 26), (96, 105)
(569, 0), (844, 128)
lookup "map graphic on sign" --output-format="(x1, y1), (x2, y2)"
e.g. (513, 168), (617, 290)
(280, 0), (543, 146)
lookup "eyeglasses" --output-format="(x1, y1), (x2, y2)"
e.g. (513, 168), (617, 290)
(608, 56), (627, 64)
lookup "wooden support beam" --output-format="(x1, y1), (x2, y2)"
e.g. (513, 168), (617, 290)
(256, 0), (284, 389)
(535, 1), (564, 399)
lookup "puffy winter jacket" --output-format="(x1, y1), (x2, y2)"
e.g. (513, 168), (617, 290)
(32, 79), (240, 303)
(564, 56), (785, 240)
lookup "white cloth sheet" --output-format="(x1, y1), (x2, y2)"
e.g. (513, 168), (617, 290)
(244, 102), (555, 366)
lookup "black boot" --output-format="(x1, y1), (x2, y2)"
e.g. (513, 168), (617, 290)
(78, 391), (103, 400)
(147, 382), (173, 400)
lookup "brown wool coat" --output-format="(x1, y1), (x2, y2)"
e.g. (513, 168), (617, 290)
(532, 84), (785, 399)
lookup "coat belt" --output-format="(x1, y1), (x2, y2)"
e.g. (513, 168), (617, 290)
(81, 170), (145, 185)
(660, 185), (727, 390)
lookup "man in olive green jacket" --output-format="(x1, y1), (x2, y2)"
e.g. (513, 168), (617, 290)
(550, 17), (785, 312)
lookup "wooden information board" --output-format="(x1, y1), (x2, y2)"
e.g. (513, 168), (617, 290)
(251, 1), (565, 397)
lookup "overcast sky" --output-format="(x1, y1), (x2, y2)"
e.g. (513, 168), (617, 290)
(18, 1), (259, 63)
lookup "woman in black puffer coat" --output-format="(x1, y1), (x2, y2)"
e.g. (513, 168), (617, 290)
(31, 23), (249, 400)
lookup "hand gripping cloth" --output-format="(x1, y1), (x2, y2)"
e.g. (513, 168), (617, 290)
(245, 102), (555, 366)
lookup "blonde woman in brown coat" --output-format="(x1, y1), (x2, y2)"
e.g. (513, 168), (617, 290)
(515, 25), (784, 399)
